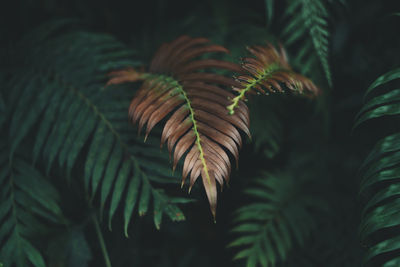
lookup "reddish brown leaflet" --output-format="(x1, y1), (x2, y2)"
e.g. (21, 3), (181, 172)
(107, 36), (250, 219)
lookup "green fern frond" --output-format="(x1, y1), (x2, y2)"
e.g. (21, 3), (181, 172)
(5, 23), (187, 234)
(354, 68), (400, 129)
(229, 172), (318, 267)
(357, 68), (400, 265)
(0, 142), (63, 267)
(363, 67), (400, 98)
(282, 0), (332, 87)
(359, 133), (400, 265)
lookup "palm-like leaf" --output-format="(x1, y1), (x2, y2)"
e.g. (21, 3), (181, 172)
(229, 172), (319, 267)
(5, 22), (187, 234)
(356, 68), (400, 266)
(354, 67), (400, 128)
(227, 43), (319, 114)
(107, 36), (250, 219)
(0, 141), (63, 267)
(282, 0), (332, 86)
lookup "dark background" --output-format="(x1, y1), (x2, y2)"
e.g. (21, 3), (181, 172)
(1, 0), (400, 266)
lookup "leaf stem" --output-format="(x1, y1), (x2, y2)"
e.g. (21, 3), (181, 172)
(227, 63), (281, 115)
(91, 212), (112, 267)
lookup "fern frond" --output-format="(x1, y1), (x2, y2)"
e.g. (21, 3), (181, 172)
(359, 134), (400, 265)
(282, 0), (332, 86)
(354, 68), (400, 128)
(6, 24), (187, 233)
(107, 36), (250, 219)
(227, 43), (319, 114)
(364, 67), (400, 98)
(0, 142), (63, 267)
(229, 172), (318, 267)
(357, 68), (400, 265)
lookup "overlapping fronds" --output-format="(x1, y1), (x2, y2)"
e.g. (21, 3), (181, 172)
(5, 23), (188, 234)
(356, 68), (400, 266)
(282, 0), (332, 86)
(227, 43), (319, 114)
(107, 36), (250, 219)
(229, 172), (318, 267)
(0, 141), (64, 267)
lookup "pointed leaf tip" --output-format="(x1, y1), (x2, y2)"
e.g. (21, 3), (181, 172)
(211, 207), (217, 222)
(202, 170), (217, 220)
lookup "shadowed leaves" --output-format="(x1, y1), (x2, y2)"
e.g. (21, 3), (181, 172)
(229, 172), (319, 267)
(357, 69), (400, 266)
(6, 26), (187, 234)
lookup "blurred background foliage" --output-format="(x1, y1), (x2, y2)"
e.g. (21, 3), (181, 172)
(1, 0), (400, 266)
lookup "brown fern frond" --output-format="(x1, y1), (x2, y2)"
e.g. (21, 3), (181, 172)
(108, 36), (249, 219)
(227, 43), (320, 115)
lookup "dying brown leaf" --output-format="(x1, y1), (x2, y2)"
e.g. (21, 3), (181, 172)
(108, 36), (249, 219)
(227, 43), (320, 114)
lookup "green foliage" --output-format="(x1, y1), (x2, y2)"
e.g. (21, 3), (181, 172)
(0, 141), (63, 267)
(229, 171), (320, 267)
(356, 68), (400, 266)
(6, 23), (187, 234)
(46, 228), (92, 267)
(16, 23), (187, 231)
(282, 0), (332, 86)
(0, 0), (398, 266)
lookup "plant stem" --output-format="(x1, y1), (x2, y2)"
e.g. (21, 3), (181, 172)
(91, 213), (112, 267)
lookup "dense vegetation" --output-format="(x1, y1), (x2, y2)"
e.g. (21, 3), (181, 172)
(1, 0), (399, 266)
